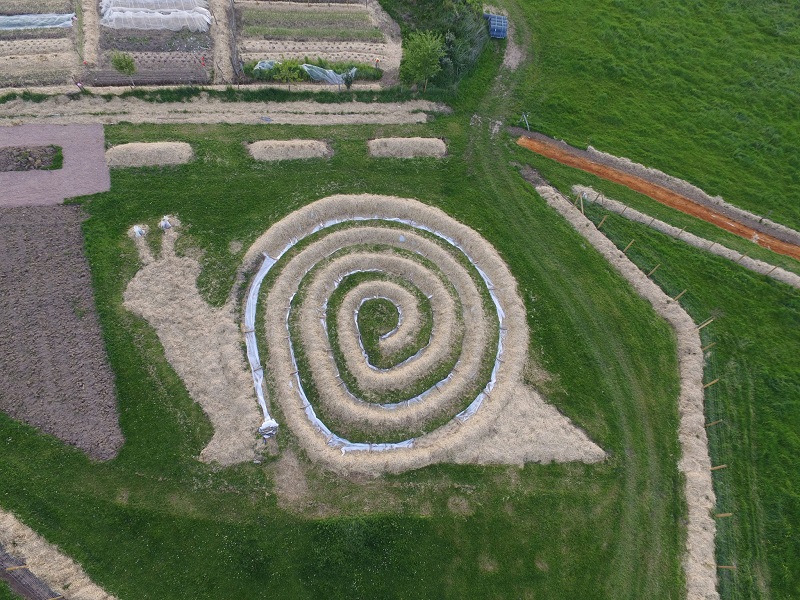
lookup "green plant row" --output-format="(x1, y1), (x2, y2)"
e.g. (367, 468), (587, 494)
(242, 58), (383, 84)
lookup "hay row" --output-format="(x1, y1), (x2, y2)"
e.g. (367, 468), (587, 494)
(0, 509), (117, 600)
(240, 194), (605, 475)
(348, 280), (422, 358)
(573, 185), (800, 289)
(276, 234), (483, 431)
(248, 139), (332, 161)
(585, 146), (800, 247)
(367, 137), (447, 158)
(106, 142), (194, 167)
(533, 183), (718, 600)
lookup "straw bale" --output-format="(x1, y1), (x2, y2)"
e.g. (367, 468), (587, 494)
(0, 509), (117, 600)
(573, 185), (800, 289)
(105, 142), (194, 168)
(248, 139), (332, 161)
(533, 182), (718, 600)
(368, 137), (447, 158)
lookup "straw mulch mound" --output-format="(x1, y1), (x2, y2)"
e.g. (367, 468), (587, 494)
(528, 175), (718, 600)
(368, 137), (447, 158)
(0, 509), (117, 600)
(237, 194), (605, 475)
(248, 139), (332, 161)
(573, 184), (800, 290)
(123, 218), (263, 466)
(105, 142), (194, 168)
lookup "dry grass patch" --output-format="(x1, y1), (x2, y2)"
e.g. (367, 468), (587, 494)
(105, 142), (193, 168)
(368, 137), (447, 158)
(247, 139), (332, 162)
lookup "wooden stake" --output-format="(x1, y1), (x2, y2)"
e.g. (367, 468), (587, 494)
(711, 464), (728, 471)
(648, 217), (656, 226)
(5, 565), (28, 572)
(676, 226), (686, 239)
(697, 317), (715, 330)
(597, 215), (608, 229)
(702, 342), (716, 351)
(647, 263), (661, 277)
(703, 378), (720, 389)
(673, 289), (688, 301)
(705, 419), (723, 428)
(620, 205), (628, 216)
(766, 265), (778, 275)
(623, 239), (635, 253)
(717, 565), (737, 570)
(715, 513), (733, 518)
(580, 194), (584, 215)
(735, 252), (748, 264)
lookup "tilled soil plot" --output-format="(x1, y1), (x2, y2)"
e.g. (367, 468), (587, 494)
(0, 145), (58, 171)
(0, 206), (123, 460)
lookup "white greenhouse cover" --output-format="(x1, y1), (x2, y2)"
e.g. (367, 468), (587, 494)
(0, 14), (74, 30)
(100, 0), (211, 32)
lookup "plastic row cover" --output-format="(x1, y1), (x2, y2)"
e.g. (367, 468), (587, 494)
(254, 61), (357, 86)
(0, 14), (74, 29)
(100, 0), (208, 10)
(100, 7), (211, 31)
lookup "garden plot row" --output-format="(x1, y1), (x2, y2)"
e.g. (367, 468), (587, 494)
(234, 0), (401, 84)
(94, 0), (213, 84)
(0, 1), (80, 87)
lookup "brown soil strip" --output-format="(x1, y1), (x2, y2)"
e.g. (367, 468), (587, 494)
(0, 509), (118, 600)
(0, 206), (122, 460)
(524, 172), (718, 600)
(515, 132), (800, 261)
(0, 124), (109, 207)
(573, 184), (800, 289)
(247, 139), (331, 161)
(0, 145), (58, 171)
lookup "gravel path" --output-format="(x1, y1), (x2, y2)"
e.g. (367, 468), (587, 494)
(0, 205), (123, 460)
(0, 124), (109, 207)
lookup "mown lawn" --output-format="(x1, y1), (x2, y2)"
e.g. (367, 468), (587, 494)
(502, 0), (799, 596)
(0, 53), (686, 598)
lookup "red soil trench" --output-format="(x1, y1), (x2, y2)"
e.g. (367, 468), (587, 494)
(516, 136), (800, 261)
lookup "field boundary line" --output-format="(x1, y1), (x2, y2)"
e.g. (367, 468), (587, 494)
(513, 129), (800, 260)
(524, 170), (719, 600)
(572, 185), (800, 290)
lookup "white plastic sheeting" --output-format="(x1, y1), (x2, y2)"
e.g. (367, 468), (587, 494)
(242, 217), (508, 452)
(0, 14), (74, 30)
(100, 0), (211, 32)
(301, 64), (356, 86)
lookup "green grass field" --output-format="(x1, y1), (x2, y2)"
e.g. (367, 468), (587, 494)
(0, 0), (798, 598)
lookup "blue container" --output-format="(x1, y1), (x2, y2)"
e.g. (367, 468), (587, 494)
(483, 13), (508, 39)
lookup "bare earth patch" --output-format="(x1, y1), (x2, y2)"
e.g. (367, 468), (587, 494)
(527, 173), (718, 600)
(105, 142), (194, 167)
(368, 137), (447, 158)
(0, 206), (123, 461)
(247, 139), (331, 161)
(0, 145), (59, 171)
(0, 509), (117, 600)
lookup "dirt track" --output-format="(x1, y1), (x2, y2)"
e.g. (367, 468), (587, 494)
(515, 133), (800, 261)
(0, 206), (123, 460)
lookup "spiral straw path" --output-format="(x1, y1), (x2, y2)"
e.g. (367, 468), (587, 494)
(240, 195), (604, 474)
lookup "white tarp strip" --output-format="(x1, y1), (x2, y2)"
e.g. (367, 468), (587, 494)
(243, 217), (507, 451)
(0, 14), (74, 29)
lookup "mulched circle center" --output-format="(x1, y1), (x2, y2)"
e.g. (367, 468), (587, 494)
(0, 145), (61, 172)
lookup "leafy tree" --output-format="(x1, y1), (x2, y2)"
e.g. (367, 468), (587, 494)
(271, 61), (303, 90)
(400, 30), (446, 92)
(110, 51), (136, 86)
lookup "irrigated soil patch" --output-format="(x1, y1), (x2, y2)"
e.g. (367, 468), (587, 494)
(0, 206), (123, 460)
(0, 145), (59, 171)
(515, 131), (800, 261)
